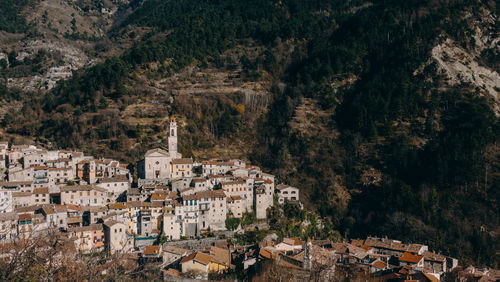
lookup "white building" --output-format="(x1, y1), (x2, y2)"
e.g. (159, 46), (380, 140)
(227, 195), (245, 218)
(275, 184), (300, 204)
(197, 190), (227, 231)
(40, 204), (68, 230)
(138, 117), (181, 181)
(48, 167), (74, 187)
(60, 185), (108, 206)
(0, 189), (13, 213)
(103, 220), (133, 254)
(163, 213), (181, 240)
(8, 166), (33, 182)
(96, 175), (130, 202)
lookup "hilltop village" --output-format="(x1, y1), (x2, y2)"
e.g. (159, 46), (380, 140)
(0, 118), (497, 281)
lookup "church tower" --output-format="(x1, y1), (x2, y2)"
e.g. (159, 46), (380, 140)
(168, 116), (178, 157)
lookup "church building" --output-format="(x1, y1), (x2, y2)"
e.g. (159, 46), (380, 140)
(138, 117), (183, 181)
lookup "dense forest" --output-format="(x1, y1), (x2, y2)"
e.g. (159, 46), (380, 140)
(0, 0), (498, 267)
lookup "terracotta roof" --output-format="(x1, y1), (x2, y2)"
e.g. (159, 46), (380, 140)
(108, 202), (126, 209)
(98, 175), (128, 183)
(42, 204), (67, 214)
(32, 165), (48, 170)
(67, 216), (83, 224)
(372, 260), (386, 270)
(60, 185), (106, 193)
(12, 192), (32, 197)
(143, 245), (161, 256)
(171, 158), (193, 165)
(127, 188), (140, 195)
(65, 204), (83, 211)
(48, 167), (72, 171)
(422, 251), (446, 262)
(103, 220), (122, 228)
(0, 181), (33, 186)
(210, 246), (231, 267)
(259, 248), (272, 259)
(196, 190), (226, 199)
(33, 187), (49, 194)
(145, 148), (169, 156)
(192, 178), (206, 183)
(180, 252), (211, 265)
(283, 237), (302, 246)
(82, 205), (107, 212)
(151, 192), (168, 200)
(399, 252), (423, 264)
(423, 273), (440, 282)
(0, 212), (18, 221)
(15, 205), (41, 213)
(221, 180), (246, 186)
(163, 246), (190, 255)
(126, 201), (151, 208)
(18, 213), (32, 222)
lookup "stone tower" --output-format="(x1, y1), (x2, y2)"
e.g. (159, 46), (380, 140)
(168, 116), (178, 157)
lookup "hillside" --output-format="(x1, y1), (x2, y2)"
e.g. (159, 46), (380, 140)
(0, 0), (498, 267)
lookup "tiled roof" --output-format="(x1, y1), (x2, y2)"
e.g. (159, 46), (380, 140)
(180, 252), (211, 265)
(144, 245), (161, 256)
(33, 187), (49, 194)
(108, 202), (126, 209)
(103, 220), (122, 228)
(98, 175), (128, 183)
(145, 148), (169, 156)
(422, 251), (446, 262)
(127, 188), (140, 195)
(68, 223), (103, 233)
(399, 252), (423, 264)
(60, 185), (106, 193)
(210, 246), (231, 267)
(283, 237), (302, 246)
(0, 181), (33, 186)
(0, 212), (18, 221)
(67, 216), (83, 224)
(42, 204), (67, 214)
(151, 192), (168, 200)
(18, 213), (32, 222)
(163, 246), (190, 255)
(171, 158), (193, 165)
(372, 260), (386, 269)
(12, 192), (32, 197)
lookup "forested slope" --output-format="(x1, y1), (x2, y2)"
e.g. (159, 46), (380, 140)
(0, 0), (498, 267)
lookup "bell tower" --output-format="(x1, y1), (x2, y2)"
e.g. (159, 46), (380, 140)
(168, 116), (178, 157)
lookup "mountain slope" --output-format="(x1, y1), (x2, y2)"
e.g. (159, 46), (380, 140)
(0, 0), (498, 267)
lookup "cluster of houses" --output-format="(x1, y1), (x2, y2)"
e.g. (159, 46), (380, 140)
(0, 117), (301, 256)
(130, 235), (498, 281)
(0, 118), (497, 281)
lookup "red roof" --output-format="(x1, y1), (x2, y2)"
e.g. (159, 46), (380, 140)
(143, 245), (161, 256)
(399, 252), (423, 264)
